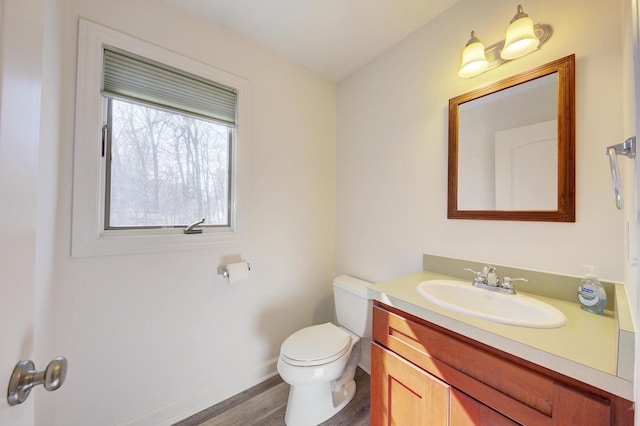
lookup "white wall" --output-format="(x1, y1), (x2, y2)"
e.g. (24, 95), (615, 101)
(622, 0), (638, 325)
(53, 1), (337, 424)
(337, 0), (625, 283)
(622, 0), (640, 419)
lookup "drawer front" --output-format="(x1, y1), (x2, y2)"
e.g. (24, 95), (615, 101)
(373, 304), (554, 418)
(450, 388), (521, 426)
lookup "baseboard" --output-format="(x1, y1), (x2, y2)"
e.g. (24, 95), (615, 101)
(114, 357), (279, 426)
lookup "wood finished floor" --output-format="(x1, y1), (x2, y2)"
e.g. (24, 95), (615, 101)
(173, 368), (370, 426)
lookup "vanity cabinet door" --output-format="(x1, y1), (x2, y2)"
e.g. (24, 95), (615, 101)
(371, 342), (521, 425)
(551, 383), (611, 425)
(371, 343), (449, 426)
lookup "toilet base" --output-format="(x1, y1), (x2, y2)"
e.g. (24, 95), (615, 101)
(282, 341), (361, 426)
(284, 377), (356, 426)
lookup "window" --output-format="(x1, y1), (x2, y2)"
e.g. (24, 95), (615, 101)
(106, 99), (232, 229)
(72, 20), (249, 256)
(102, 47), (236, 230)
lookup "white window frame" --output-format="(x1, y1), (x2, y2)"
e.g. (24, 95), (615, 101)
(72, 19), (250, 257)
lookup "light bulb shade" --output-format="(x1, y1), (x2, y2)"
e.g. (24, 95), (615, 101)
(458, 32), (489, 78)
(501, 8), (540, 60)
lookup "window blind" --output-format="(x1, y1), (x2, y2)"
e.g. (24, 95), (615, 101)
(102, 47), (237, 126)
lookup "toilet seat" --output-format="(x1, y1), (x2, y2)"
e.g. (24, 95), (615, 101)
(280, 323), (352, 367)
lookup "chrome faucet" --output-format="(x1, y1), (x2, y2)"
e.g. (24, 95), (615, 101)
(464, 265), (527, 295)
(485, 266), (499, 286)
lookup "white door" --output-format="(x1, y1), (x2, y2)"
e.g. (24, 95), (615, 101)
(0, 0), (48, 424)
(494, 120), (558, 210)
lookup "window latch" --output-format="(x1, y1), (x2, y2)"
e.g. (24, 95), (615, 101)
(101, 124), (108, 157)
(184, 218), (205, 234)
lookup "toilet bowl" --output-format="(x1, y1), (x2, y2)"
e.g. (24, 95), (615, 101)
(277, 275), (372, 426)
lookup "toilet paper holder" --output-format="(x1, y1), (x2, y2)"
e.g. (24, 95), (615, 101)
(217, 262), (251, 278)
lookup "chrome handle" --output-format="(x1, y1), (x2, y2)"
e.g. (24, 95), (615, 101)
(464, 268), (485, 285)
(463, 267), (479, 276)
(501, 277), (528, 289)
(506, 277), (528, 282)
(184, 217), (205, 234)
(7, 356), (68, 406)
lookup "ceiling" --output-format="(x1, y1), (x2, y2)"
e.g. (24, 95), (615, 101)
(165, 0), (462, 82)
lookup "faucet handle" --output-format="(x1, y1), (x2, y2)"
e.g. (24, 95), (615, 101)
(464, 267), (478, 275)
(464, 268), (486, 285)
(501, 277), (528, 289)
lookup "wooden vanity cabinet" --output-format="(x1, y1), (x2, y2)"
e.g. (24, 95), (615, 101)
(371, 302), (634, 425)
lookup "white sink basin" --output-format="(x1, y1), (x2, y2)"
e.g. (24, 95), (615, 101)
(416, 280), (566, 328)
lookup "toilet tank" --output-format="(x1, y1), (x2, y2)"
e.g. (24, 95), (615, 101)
(333, 275), (373, 338)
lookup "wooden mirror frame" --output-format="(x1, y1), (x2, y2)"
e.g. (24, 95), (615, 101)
(448, 54), (575, 222)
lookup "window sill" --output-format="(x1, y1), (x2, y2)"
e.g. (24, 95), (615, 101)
(71, 227), (245, 257)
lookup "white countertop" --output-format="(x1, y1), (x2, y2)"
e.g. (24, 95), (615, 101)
(368, 271), (634, 400)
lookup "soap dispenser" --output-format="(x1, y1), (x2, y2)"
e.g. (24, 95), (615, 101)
(577, 265), (607, 315)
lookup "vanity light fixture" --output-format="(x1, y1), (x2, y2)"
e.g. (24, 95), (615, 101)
(501, 5), (540, 60)
(458, 32), (489, 78)
(458, 4), (552, 78)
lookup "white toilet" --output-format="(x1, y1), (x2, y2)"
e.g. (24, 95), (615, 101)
(277, 275), (372, 426)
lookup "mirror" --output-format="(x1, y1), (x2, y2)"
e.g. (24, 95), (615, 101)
(448, 55), (575, 222)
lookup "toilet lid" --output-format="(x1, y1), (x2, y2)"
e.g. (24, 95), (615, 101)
(280, 323), (351, 366)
